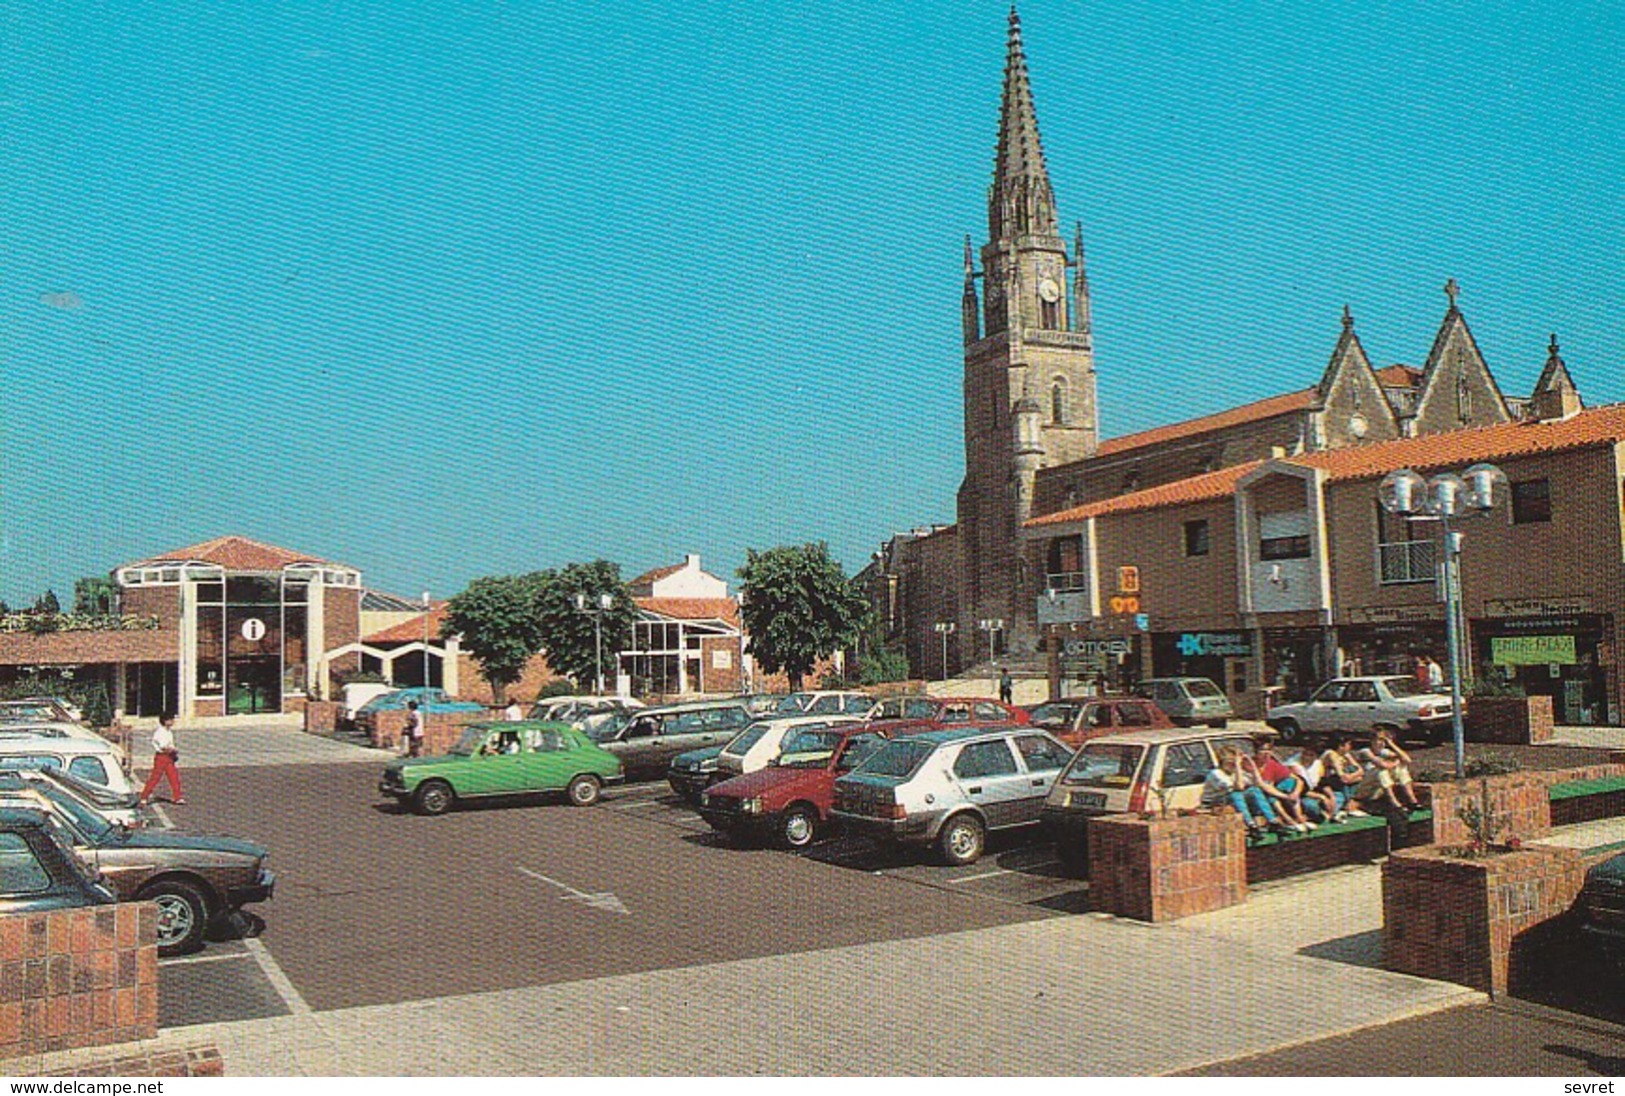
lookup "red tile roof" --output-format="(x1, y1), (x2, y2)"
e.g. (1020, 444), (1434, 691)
(363, 604), (449, 644)
(1025, 403), (1625, 528)
(630, 562), (686, 586)
(1295, 401), (1625, 483)
(125, 536), (348, 572)
(1026, 461), (1267, 525)
(1096, 389), (1313, 457)
(1375, 364), (1423, 387)
(635, 597), (741, 626)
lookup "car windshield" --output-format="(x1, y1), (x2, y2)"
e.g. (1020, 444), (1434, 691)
(1384, 677), (1425, 697)
(42, 790), (114, 842)
(449, 727), (487, 756)
(835, 732), (890, 771)
(1183, 679), (1222, 698)
(582, 711), (631, 742)
(775, 729), (848, 769)
(775, 693), (815, 714)
(1062, 743), (1145, 787)
(1028, 701), (1080, 729)
(722, 722), (772, 757)
(41, 767), (129, 807)
(854, 737), (937, 779)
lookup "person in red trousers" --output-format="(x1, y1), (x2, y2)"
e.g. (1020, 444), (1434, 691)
(137, 712), (184, 806)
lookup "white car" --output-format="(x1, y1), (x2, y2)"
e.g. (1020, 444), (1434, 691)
(0, 732), (135, 797)
(715, 714), (863, 778)
(772, 691), (878, 718)
(1266, 676), (1455, 746)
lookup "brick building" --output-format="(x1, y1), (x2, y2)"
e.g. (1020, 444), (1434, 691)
(864, 11), (1603, 716)
(621, 555), (746, 697)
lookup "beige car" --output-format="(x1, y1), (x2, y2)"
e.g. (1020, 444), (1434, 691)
(1039, 725), (1267, 873)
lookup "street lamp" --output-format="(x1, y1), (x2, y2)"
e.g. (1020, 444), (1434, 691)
(421, 590), (431, 689)
(933, 621), (957, 681)
(976, 618), (1005, 665)
(573, 591), (616, 696)
(1379, 462), (1506, 779)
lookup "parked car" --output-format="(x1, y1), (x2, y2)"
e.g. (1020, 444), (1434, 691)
(0, 765), (148, 828)
(1578, 850), (1625, 969)
(1265, 675), (1455, 745)
(773, 691), (879, 718)
(698, 722), (938, 849)
(667, 714), (863, 805)
(340, 682), (395, 724)
(0, 776), (273, 955)
(0, 806), (118, 916)
(353, 687), (485, 739)
(1132, 677), (1233, 727)
(1039, 725), (1266, 872)
(528, 695), (645, 724)
(588, 698), (756, 781)
(0, 720), (127, 764)
(831, 726), (1075, 866)
(19, 696), (85, 723)
(380, 721), (623, 815)
(0, 699), (78, 725)
(868, 695), (1029, 726)
(1027, 696), (1173, 748)
(0, 732), (135, 797)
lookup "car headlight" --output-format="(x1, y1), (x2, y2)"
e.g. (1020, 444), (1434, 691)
(742, 797), (764, 815)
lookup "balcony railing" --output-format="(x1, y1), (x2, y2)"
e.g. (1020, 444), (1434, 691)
(1045, 571), (1090, 593)
(1378, 539), (1436, 585)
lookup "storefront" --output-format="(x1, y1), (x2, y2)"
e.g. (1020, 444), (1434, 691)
(1259, 624), (1335, 703)
(1474, 611), (1615, 726)
(1045, 625), (1142, 697)
(1150, 630), (1253, 696)
(1336, 606), (1448, 680)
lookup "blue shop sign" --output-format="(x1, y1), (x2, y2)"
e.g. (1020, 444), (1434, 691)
(1176, 631), (1254, 658)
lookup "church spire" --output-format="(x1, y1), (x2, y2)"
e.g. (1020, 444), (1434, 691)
(989, 6), (1058, 242)
(1071, 220), (1093, 345)
(961, 234), (981, 345)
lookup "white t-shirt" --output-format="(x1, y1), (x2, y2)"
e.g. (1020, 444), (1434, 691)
(504, 704), (523, 721)
(152, 725), (175, 754)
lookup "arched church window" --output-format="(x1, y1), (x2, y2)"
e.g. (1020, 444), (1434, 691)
(1050, 379), (1069, 425)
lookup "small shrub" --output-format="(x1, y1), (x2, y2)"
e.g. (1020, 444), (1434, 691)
(1470, 674), (1526, 699)
(1416, 751), (1522, 783)
(536, 678), (579, 699)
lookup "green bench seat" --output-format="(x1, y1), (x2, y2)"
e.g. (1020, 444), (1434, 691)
(1245, 811), (1399, 848)
(1548, 775), (1625, 802)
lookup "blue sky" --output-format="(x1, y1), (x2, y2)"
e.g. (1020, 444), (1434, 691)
(4, 0), (1621, 604)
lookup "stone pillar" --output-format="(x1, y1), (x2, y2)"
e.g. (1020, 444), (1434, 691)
(1087, 812), (1249, 922)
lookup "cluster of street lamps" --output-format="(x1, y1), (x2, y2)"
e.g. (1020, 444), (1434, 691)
(1378, 461), (1507, 780)
(573, 592), (616, 695)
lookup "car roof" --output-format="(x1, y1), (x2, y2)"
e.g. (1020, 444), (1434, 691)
(0, 804), (52, 828)
(0, 733), (113, 753)
(895, 725), (1039, 747)
(639, 699), (748, 714)
(1080, 726), (1271, 747)
(1136, 677), (1213, 685)
(464, 720), (575, 732)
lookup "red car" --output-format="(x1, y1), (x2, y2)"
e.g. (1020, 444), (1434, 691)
(697, 721), (942, 850)
(867, 696), (1029, 726)
(1026, 696), (1173, 749)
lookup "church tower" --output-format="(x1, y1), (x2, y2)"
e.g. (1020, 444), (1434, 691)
(956, 7), (1098, 660)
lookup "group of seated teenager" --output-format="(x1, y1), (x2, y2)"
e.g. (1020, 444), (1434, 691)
(1201, 730), (1423, 838)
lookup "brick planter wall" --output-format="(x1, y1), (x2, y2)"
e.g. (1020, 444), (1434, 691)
(1382, 843), (1586, 996)
(1466, 695), (1554, 744)
(36, 1043), (224, 1077)
(0, 904), (158, 1059)
(1421, 773), (1553, 847)
(1086, 812), (1248, 922)
(302, 701), (342, 735)
(367, 709), (490, 753)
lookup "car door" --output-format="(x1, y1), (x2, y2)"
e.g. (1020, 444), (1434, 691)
(517, 727), (572, 792)
(0, 831), (80, 914)
(950, 738), (1029, 828)
(1009, 733), (1073, 823)
(1154, 741), (1214, 812)
(1342, 680), (1381, 728)
(1300, 681), (1347, 733)
(612, 712), (669, 776)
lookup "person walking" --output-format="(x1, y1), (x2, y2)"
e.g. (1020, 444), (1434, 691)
(136, 712), (183, 806)
(403, 700), (425, 758)
(503, 697), (524, 721)
(1425, 655), (1445, 691)
(998, 667), (1013, 705)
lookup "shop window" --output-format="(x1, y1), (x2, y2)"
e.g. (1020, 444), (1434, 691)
(1260, 535), (1310, 561)
(1183, 520), (1210, 557)
(1511, 479), (1551, 524)
(1259, 511), (1311, 560)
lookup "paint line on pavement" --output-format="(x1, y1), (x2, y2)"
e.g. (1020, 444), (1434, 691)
(243, 936), (314, 1016)
(150, 804), (173, 830)
(160, 950), (256, 967)
(948, 868), (1012, 884)
(608, 800), (662, 810)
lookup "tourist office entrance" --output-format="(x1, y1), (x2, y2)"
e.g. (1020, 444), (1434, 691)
(1474, 604), (1615, 725)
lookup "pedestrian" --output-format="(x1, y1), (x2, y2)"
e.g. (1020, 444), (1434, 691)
(1425, 655), (1444, 691)
(403, 700), (425, 757)
(503, 696), (524, 721)
(1413, 653), (1429, 689)
(998, 667), (1013, 705)
(137, 712), (183, 806)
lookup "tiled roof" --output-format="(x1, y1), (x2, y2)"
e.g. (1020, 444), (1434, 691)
(630, 562), (686, 586)
(1375, 364), (1423, 387)
(1295, 401), (1625, 482)
(1096, 390), (1312, 457)
(363, 604), (449, 644)
(125, 536), (347, 573)
(1025, 402), (1625, 529)
(635, 597), (741, 626)
(1026, 461), (1267, 526)
(362, 590), (429, 613)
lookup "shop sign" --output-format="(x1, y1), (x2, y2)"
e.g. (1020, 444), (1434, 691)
(1495, 616), (1596, 634)
(1484, 596), (1592, 617)
(1346, 605), (1443, 625)
(240, 618), (267, 642)
(1490, 635), (1577, 667)
(1062, 637), (1131, 657)
(1176, 631), (1253, 658)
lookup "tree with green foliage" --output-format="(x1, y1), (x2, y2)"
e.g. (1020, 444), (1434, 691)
(73, 577), (117, 616)
(441, 574), (548, 705)
(34, 589), (60, 615)
(737, 543), (869, 691)
(533, 561), (636, 693)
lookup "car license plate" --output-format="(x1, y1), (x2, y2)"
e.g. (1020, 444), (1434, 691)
(1071, 792), (1106, 810)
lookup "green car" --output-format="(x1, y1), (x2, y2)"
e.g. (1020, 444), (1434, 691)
(378, 721), (624, 816)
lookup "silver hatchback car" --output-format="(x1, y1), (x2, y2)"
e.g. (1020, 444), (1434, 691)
(830, 726), (1074, 866)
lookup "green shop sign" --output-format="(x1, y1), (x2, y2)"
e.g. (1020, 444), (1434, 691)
(1490, 635), (1577, 666)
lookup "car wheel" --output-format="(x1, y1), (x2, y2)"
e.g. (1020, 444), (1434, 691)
(1275, 719), (1302, 745)
(413, 779), (455, 816)
(937, 813), (986, 866)
(566, 774), (602, 807)
(1210, 718), (1228, 729)
(780, 804), (818, 850)
(139, 879), (209, 957)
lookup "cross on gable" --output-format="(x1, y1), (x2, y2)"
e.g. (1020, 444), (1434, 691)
(1444, 277), (1460, 308)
